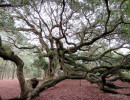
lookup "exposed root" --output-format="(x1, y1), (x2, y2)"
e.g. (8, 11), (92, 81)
(101, 86), (119, 94)
(106, 82), (130, 89)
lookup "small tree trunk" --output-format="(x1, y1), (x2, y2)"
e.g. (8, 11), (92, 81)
(1, 72), (4, 80)
(12, 63), (16, 79)
(2, 61), (7, 79)
(7, 74), (10, 79)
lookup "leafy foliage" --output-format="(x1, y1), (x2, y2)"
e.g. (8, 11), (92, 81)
(0, 10), (15, 29)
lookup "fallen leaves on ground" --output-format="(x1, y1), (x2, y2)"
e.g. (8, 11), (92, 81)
(0, 79), (130, 100)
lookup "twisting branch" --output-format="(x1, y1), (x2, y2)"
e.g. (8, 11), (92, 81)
(14, 8), (49, 51)
(7, 36), (36, 50)
(104, 0), (111, 32)
(59, 0), (76, 47)
(101, 54), (130, 83)
(119, 0), (127, 21)
(66, 43), (125, 62)
(0, 4), (23, 7)
(66, 19), (124, 53)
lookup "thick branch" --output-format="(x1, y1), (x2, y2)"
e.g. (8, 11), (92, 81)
(66, 45), (124, 62)
(65, 20), (123, 53)
(104, 0), (111, 32)
(27, 75), (85, 100)
(0, 4), (23, 7)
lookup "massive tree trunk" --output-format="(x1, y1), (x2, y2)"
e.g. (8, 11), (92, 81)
(47, 57), (55, 79)
(44, 57), (56, 79)
(59, 53), (67, 76)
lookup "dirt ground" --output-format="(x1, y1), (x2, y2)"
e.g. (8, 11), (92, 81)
(0, 79), (130, 100)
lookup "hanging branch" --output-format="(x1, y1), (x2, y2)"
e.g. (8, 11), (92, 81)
(104, 0), (111, 32)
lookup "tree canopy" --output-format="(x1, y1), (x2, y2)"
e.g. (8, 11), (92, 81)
(0, 0), (130, 100)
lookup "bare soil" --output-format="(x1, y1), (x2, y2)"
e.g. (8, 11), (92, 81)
(0, 79), (130, 100)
